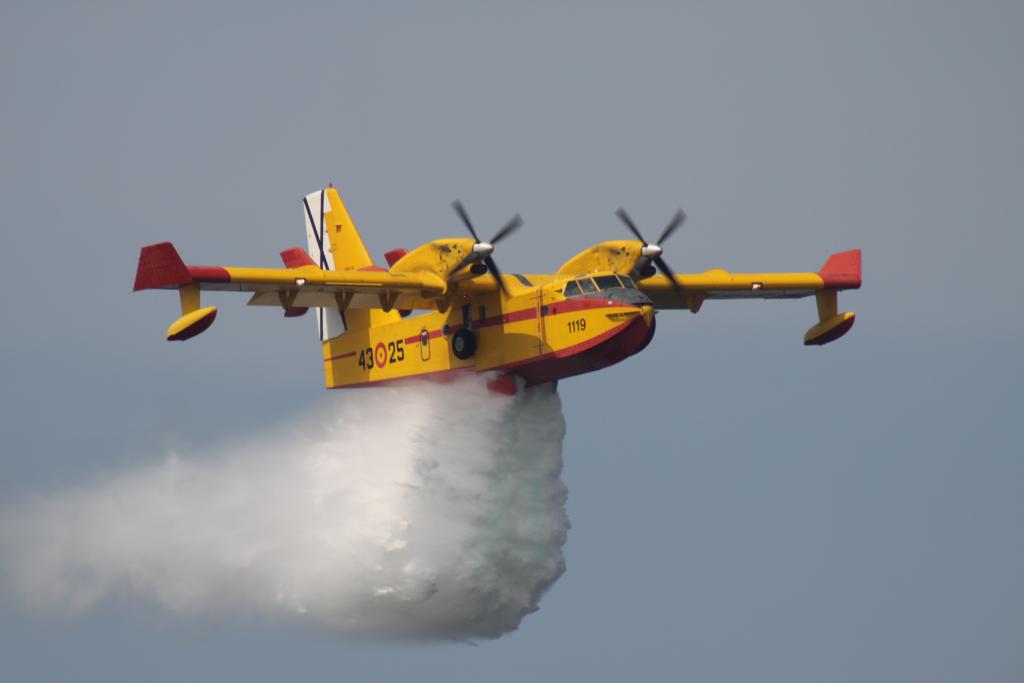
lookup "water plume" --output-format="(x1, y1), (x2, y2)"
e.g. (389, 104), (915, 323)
(0, 375), (569, 639)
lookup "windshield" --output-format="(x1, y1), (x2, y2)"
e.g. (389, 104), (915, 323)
(564, 274), (640, 297)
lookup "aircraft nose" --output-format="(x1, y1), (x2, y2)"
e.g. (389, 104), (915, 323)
(641, 304), (654, 328)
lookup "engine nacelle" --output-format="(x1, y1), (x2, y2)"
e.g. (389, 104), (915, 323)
(556, 240), (644, 277)
(388, 238), (478, 279)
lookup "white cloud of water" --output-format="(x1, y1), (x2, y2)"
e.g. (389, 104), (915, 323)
(0, 376), (569, 640)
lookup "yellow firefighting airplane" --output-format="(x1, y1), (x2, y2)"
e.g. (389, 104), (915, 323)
(134, 186), (861, 394)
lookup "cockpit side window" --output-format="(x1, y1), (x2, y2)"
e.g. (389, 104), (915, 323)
(618, 274), (635, 289)
(563, 280), (581, 297)
(594, 275), (621, 290)
(577, 278), (598, 294)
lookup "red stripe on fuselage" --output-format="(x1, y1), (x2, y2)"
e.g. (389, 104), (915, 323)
(402, 329), (445, 345)
(476, 306), (538, 328)
(543, 298), (620, 316)
(395, 298), (614, 344)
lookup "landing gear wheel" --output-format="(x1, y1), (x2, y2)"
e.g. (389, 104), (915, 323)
(452, 329), (477, 360)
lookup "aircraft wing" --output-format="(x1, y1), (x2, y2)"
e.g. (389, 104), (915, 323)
(133, 242), (447, 311)
(639, 249), (860, 306)
(639, 249), (862, 345)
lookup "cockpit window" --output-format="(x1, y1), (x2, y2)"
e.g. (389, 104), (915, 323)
(594, 275), (622, 290)
(618, 274), (636, 289)
(563, 280), (581, 297)
(577, 278), (598, 294)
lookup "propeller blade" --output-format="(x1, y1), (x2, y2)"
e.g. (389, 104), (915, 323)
(452, 200), (481, 242)
(448, 201), (522, 291)
(484, 255), (509, 295)
(653, 256), (685, 297)
(615, 208), (647, 243)
(656, 209), (686, 246)
(489, 214), (522, 245)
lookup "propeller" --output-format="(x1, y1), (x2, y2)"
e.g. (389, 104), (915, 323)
(451, 200), (523, 294)
(615, 207), (686, 297)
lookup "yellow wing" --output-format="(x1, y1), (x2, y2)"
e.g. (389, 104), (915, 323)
(133, 242), (449, 340)
(638, 249), (862, 345)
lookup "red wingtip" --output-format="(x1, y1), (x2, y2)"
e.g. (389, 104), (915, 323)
(280, 247), (317, 269)
(819, 249), (862, 289)
(134, 242), (192, 291)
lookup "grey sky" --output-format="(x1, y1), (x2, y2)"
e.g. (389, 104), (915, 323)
(2, 1), (1022, 681)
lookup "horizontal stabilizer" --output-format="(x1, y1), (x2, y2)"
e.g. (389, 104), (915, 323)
(385, 248), (409, 267)
(278, 248), (313, 317)
(280, 247), (317, 269)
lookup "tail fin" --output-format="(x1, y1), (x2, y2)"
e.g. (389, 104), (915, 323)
(302, 186), (399, 341)
(303, 186), (375, 272)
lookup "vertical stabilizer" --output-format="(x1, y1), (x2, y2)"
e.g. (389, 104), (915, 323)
(303, 188), (343, 340)
(302, 186), (399, 341)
